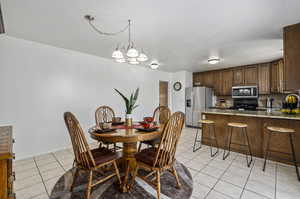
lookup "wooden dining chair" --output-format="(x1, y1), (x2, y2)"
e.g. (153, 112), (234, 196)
(95, 106), (120, 151)
(131, 112), (185, 199)
(138, 106), (171, 152)
(64, 112), (121, 199)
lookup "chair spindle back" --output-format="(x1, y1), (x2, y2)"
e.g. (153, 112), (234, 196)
(64, 112), (95, 169)
(153, 106), (171, 125)
(153, 112), (185, 168)
(95, 106), (115, 125)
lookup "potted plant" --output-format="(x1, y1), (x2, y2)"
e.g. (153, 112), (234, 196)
(114, 88), (139, 127)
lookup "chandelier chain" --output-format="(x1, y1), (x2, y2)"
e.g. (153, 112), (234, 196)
(86, 17), (130, 36)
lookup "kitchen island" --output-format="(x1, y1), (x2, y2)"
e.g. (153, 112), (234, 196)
(201, 109), (300, 165)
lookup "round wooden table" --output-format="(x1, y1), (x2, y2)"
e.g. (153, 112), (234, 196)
(89, 125), (161, 192)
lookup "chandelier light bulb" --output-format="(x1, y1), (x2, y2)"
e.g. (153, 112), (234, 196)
(126, 47), (139, 58)
(115, 57), (126, 63)
(137, 52), (148, 62)
(112, 49), (124, 59)
(128, 57), (139, 65)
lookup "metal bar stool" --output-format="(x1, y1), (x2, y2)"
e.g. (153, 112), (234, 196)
(193, 120), (219, 157)
(223, 122), (253, 167)
(263, 126), (300, 181)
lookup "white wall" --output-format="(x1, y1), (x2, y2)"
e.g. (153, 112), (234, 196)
(171, 71), (192, 113)
(0, 35), (172, 159)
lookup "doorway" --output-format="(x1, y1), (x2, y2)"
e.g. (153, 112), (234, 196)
(159, 81), (168, 107)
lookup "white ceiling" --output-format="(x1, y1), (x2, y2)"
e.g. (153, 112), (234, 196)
(1, 0), (300, 72)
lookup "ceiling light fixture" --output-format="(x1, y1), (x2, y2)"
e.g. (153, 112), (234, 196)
(149, 60), (160, 69)
(208, 58), (220, 65)
(85, 15), (149, 65)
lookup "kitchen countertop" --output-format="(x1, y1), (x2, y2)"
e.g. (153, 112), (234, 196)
(202, 108), (300, 120)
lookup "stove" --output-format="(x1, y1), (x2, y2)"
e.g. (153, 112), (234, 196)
(233, 98), (258, 111)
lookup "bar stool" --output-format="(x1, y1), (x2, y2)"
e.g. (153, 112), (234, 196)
(223, 122), (253, 167)
(193, 120), (219, 157)
(263, 126), (300, 181)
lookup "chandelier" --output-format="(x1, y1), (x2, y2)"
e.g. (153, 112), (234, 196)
(84, 15), (149, 65)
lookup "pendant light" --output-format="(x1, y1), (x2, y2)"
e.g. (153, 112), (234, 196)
(137, 49), (148, 62)
(85, 16), (149, 65)
(112, 46), (124, 59)
(127, 57), (139, 65)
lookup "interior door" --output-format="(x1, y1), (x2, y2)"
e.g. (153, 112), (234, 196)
(159, 81), (168, 107)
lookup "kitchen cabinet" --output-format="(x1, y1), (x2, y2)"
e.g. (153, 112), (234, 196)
(232, 65), (258, 86)
(271, 59), (284, 93)
(258, 63), (271, 94)
(193, 72), (202, 86)
(244, 66), (258, 85)
(221, 70), (233, 96)
(284, 23), (300, 91)
(213, 70), (222, 96)
(203, 71), (214, 88)
(232, 68), (244, 86)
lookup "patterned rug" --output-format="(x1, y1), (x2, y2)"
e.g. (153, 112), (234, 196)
(50, 161), (193, 199)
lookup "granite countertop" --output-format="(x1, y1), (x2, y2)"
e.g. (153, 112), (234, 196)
(203, 109), (300, 120)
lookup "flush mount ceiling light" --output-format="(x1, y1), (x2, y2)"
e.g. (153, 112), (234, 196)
(208, 58), (220, 65)
(85, 15), (149, 65)
(149, 60), (160, 69)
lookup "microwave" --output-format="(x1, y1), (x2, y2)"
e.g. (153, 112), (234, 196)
(232, 86), (258, 99)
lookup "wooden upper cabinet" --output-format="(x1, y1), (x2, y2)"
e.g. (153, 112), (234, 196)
(204, 71), (214, 88)
(232, 68), (244, 86)
(258, 63), (271, 94)
(213, 71), (222, 96)
(271, 59), (284, 93)
(222, 70), (233, 96)
(284, 23), (300, 91)
(193, 72), (204, 87)
(244, 65), (258, 85)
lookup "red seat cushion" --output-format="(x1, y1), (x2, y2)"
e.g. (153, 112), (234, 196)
(135, 147), (158, 166)
(142, 137), (161, 146)
(135, 147), (173, 168)
(91, 147), (119, 165)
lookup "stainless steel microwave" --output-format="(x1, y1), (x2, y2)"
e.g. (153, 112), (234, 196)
(232, 86), (258, 99)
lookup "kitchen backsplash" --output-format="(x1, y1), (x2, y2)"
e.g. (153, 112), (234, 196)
(216, 94), (289, 109)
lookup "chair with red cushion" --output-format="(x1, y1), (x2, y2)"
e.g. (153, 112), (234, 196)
(95, 106), (121, 151)
(64, 112), (121, 199)
(138, 106), (171, 151)
(131, 112), (185, 199)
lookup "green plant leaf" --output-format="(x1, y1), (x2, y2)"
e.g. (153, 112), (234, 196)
(114, 88), (129, 112)
(133, 88), (139, 101)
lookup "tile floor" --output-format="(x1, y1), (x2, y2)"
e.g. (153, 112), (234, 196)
(14, 128), (300, 199)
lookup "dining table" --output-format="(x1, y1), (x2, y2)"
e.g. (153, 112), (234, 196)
(88, 123), (162, 192)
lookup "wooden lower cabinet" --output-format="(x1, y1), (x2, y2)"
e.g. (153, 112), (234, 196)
(202, 113), (300, 165)
(0, 126), (15, 199)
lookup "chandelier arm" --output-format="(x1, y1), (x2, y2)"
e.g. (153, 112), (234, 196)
(86, 17), (130, 36)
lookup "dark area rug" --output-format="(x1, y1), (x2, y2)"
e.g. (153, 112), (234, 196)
(50, 161), (193, 199)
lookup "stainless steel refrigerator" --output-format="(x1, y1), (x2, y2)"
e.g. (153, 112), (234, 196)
(185, 87), (213, 127)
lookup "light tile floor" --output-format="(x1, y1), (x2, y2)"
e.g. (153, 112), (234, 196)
(14, 128), (300, 199)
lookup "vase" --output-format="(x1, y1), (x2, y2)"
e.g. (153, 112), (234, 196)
(125, 114), (133, 127)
